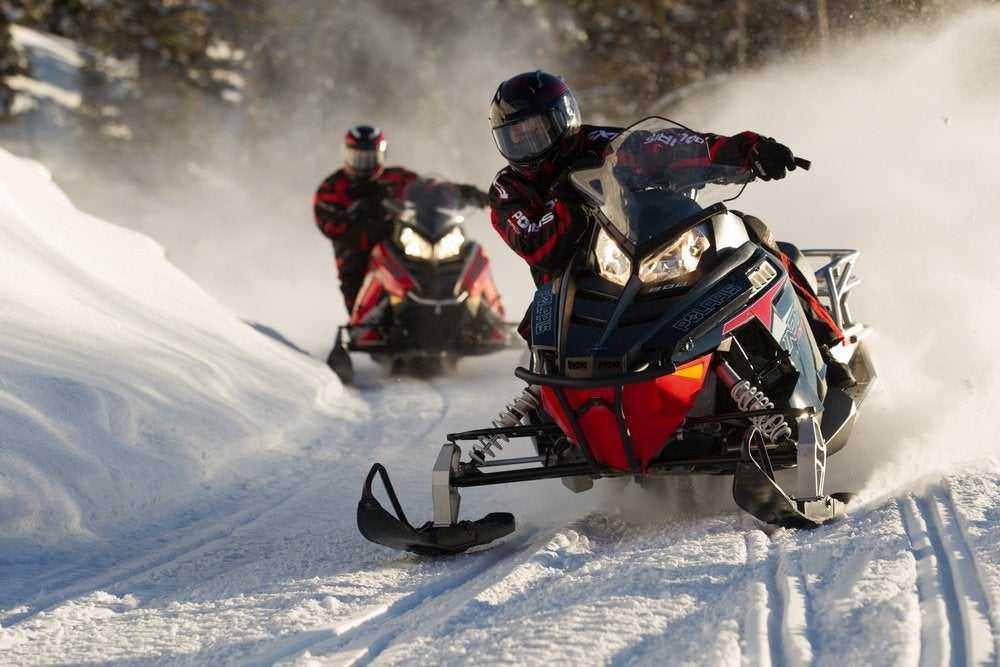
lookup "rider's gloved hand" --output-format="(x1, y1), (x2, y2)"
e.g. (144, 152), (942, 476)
(750, 139), (797, 181)
(459, 184), (491, 208)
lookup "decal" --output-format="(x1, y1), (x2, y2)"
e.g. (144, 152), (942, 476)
(508, 210), (530, 230)
(779, 301), (804, 351)
(722, 277), (787, 334)
(588, 129), (619, 142)
(672, 281), (744, 333)
(643, 131), (706, 148)
(508, 209), (554, 234)
(492, 178), (508, 200)
(532, 284), (557, 348)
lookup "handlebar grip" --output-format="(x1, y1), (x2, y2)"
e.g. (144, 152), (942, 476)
(793, 157), (811, 171)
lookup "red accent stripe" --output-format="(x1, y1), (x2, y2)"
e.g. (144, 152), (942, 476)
(323, 222), (348, 236)
(523, 202), (572, 265)
(723, 277), (786, 334)
(708, 136), (728, 161)
(780, 254), (844, 342)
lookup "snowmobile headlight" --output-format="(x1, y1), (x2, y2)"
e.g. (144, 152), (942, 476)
(433, 227), (465, 260)
(638, 228), (710, 285)
(399, 226), (433, 260)
(594, 227), (632, 286)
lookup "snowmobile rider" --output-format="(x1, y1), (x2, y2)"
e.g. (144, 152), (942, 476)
(487, 70), (850, 382)
(314, 124), (491, 314)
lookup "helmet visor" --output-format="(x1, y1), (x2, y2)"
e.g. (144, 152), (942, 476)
(492, 113), (563, 163)
(345, 146), (386, 175)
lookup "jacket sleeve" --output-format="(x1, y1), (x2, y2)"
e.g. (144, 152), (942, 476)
(313, 173), (351, 239)
(488, 170), (585, 273)
(313, 172), (367, 310)
(704, 130), (763, 172)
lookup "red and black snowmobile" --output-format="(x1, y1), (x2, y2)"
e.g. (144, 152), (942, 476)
(357, 118), (877, 555)
(327, 179), (517, 383)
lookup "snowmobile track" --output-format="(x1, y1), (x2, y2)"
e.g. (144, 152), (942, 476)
(900, 486), (996, 667)
(740, 527), (813, 667)
(246, 527), (555, 666)
(2, 481), (308, 629)
(768, 534), (814, 667)
(2, 375), (448, 631)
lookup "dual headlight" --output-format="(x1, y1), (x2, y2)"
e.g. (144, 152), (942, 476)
(594, 226), (710, 287)
(398, 226), (465, 261)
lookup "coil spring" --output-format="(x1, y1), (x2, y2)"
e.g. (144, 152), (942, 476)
(730, 380), (792, 442)
(471, 386), (541, 463)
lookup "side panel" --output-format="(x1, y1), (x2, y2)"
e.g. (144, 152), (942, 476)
(458, 243), (506, 318)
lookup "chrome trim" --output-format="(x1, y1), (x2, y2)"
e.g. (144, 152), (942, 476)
(801, 249), (862, 329)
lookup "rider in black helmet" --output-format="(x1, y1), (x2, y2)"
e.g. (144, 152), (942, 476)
(487, 71), (848, 377)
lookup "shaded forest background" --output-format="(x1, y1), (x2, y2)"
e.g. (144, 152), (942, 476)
(0, 1), (981, 173)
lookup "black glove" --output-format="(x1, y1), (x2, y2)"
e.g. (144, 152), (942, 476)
(458, 184), (490, 208)
(750, 139), (797, 181)
(346, 179), (389, 200)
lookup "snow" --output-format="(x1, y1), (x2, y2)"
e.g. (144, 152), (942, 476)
(6, 26), (84, 112)
(0, 6), (999, 666)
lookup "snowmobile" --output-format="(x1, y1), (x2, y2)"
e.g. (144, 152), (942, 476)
(327, 179), (517, 383)
(357, 118), (877, 555)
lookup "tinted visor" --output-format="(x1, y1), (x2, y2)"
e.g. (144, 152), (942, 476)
(345, 146), (386, 174)
(493, 113), (564, 163)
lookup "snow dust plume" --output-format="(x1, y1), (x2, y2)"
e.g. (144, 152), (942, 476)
(26, 2), (552, 356)
(674, 6), (1000, 501)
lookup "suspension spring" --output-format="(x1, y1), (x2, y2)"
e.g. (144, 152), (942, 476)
(471, 386), (541, 464)
(716, 361), (792, 443)
(730, 380), (792, 442)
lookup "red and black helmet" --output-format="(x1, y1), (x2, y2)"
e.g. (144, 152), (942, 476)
(343, 124), (387, 178)
(489, 71), (581, 178)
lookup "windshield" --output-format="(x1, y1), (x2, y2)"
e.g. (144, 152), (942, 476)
(570, 117), (751, 246)
(398, 178), (466, 240)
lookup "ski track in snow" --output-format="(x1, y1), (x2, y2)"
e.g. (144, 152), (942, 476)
(900, 485), (997, 667)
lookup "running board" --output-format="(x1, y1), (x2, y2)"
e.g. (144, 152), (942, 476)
(357, 463), (515, 556)
(733, 429), (847, 528)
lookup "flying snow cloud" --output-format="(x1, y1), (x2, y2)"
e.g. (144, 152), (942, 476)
(672, 6), (1000, 499)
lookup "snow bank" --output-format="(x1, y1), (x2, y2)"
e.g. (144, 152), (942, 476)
(0, 147), (348, 549)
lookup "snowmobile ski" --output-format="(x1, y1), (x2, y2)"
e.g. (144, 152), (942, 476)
(732, 428), (845, 528)
(327, 331), (354, 384)
(357, 463), (515, 556)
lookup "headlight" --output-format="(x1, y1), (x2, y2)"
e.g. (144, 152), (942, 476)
(638, 228), (710, 284)
(594, 227), (632, 286)
(433, 227), (465, 260)
(399, 227), (432, 259)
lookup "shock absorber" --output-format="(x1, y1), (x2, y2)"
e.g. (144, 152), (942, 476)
(471, 386), (541, 464)
(715, 361), (792, 443)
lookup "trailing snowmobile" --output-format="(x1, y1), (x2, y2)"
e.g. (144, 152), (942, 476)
(327, 179), (517, 383)
(357, 118), (876, 555)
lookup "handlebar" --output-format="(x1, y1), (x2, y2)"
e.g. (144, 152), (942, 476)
(794, 157), (811, 171)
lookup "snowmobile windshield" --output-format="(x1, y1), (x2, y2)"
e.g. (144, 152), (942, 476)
(399, 179), (467, 241)
(569, 117), (750, 246)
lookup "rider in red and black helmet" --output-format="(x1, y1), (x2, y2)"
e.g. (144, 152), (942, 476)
(314, 124), (490, 314)
(487, 71), (847, 375)
(343, 125), (388, 179)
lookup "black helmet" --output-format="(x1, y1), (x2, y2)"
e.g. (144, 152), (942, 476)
(490, 71), (581, 177)
(343, 124), (387, 178)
